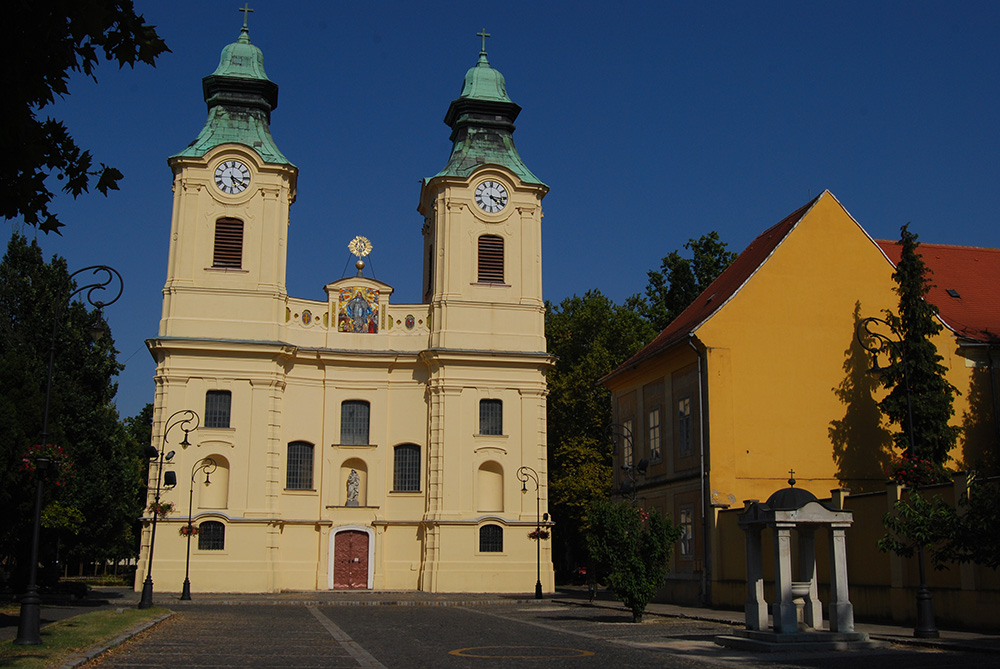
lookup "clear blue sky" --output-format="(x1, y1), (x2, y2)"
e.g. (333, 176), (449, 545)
(13, 1), (1000, 420)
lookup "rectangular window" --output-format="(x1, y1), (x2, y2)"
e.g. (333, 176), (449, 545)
(198, 521), (225, 550)
(286, 441), (314, 490)
(648, 407), (661, 462)
(340, 400), (370, 445)
(622, 418), (633, 468)
(212, 218), (243, 268)
(679, 505), (694, 557)
(479, 399), (503, 435)
(393, 444), (421, 492)
(678, 397), (692, 457)
(204, 390), (232, 429)
(477, 235), (504, 283)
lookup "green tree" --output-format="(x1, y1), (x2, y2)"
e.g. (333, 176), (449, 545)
(879, 224), (961, 464)
(545, 291), (653, 576)
(587, 500), (681, 622)
(642, 232), (736, 332)
(2, 1), (168, 233)
(0, 234), (136, 583)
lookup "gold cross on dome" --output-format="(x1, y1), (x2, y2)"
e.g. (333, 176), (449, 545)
(239, 3), (254, 29)
(477, 28), (490, 54)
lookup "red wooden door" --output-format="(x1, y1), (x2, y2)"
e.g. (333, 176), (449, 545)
(333, 530), (369, 589)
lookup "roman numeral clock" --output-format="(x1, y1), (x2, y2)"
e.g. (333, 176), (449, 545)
(214, 159), (251, 194)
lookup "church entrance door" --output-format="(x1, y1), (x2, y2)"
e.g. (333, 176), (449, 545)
(333, 530), (369, 589)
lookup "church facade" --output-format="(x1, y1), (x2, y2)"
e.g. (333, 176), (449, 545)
(136, 24), (554, 594)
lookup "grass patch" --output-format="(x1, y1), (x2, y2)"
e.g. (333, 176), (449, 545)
(0, 607), (168, 668)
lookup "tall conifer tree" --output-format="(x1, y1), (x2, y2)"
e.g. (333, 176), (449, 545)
(879, 224), (960, 464)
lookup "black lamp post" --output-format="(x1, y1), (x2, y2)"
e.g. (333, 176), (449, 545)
(607, 423), (648, 502)
(138, 409), (198, 609)
(15, 265), (123, 646)
(517, 466), (544, 599)
(181, 457), (216, 600)
(856, 316), (938, 638)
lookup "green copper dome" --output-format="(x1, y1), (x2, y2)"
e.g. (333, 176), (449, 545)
(458, 52), (513, 103)
(429, 46), (543, 187)
(172, 26), (291, 165)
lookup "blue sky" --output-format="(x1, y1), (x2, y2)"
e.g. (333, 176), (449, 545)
(13, 1), (1000, 420)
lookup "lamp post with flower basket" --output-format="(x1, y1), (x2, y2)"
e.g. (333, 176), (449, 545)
(138, 409), (199, 609)
(517, 466), (549, 599)
(181, 457), (216, 600)
(15, 265), (123, 646)
(856, 315), (938, 639)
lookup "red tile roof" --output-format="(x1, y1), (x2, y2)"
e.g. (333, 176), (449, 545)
(876, 240), (1000, 344)
(603, 194), (822, 382)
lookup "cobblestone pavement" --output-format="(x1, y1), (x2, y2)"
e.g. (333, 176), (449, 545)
(85, 602), (1000, 668)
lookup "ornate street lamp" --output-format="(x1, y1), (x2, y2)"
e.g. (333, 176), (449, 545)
(138, 409), (199, 609)
(517, 466), (545, 599)
(607, 423), (648, 502)
(181, 457), (216, 600)
(856, 315), (938, 638)
(15, 265), (123, 646)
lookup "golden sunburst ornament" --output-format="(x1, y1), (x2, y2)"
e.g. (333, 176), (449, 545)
(348, 236), (373, 258)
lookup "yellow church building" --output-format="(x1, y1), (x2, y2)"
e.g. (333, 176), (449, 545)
(136, 24), (554, 594)
(602, 190), (1000, 605)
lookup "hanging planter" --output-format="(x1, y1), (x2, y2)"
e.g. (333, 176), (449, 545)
(527, 528), (550, 540)
(21, 444), (74, 486)
(148, 501), (174, 518)
(179, 524), (199, 537)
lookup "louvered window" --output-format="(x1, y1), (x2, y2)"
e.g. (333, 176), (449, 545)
(477, 235), (504, 283)
(213, 218), (243, 268)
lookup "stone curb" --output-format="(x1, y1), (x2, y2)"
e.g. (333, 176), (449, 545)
(56, 612), (173, 669)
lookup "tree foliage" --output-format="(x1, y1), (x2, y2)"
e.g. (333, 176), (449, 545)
(878, 224), (961, 464)
(642, 232), (737, 332)
(0, 235), (144, 584)
(2, 1), (169, 233)
(587, 501), (681, 622)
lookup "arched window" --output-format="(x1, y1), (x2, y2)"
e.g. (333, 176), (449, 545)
(479, 399), (502, 435)
(341, 400), (370, 445)
(198, 521), (225, 550)
(205, 390), (231, 428)
(479, 524), (503, 552)
(477, 235), (504, 283)
(212, 218), (243, 268)
(393, 444), (421, 492)
(286, 441), (314, 490)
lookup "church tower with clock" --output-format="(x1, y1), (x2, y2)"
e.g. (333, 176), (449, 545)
(140, 19), (553, 596)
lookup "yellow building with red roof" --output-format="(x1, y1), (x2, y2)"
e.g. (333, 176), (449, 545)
(602, 190), (999, 605)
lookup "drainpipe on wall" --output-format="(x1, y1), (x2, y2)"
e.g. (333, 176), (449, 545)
(688, 335), (710, 606)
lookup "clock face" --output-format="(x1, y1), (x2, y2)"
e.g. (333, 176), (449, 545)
(474, 180), (508, 214)
(214, 160), (251, 194)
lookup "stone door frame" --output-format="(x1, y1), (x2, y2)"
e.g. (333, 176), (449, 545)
(328, 525), (374, 590)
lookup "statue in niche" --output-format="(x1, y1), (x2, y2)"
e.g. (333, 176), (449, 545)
(346, 468), (360, 506)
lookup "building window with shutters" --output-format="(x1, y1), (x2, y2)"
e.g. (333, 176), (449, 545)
(477, 235), (504, 283)
(393, 444), (421, 492)
(198, 521), (225, 550)
(286, 441), (314, 490)
(479, 399), (503, 436)
(340, 400), (370, 445)
(212, 218), (243, 268)
(479, 524), (503, 552)
(204, 390), (231, 429)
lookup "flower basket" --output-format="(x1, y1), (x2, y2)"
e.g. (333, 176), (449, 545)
(527, 529), (550, 540)
(148, 501), (174, 518)
(179, 524), (200, 537)
(21, 444), (74, 486)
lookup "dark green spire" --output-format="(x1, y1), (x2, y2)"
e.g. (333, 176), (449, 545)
(173, 21), (291, 165)
(429, 35), (543, 186)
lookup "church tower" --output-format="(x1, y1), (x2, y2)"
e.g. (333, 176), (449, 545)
(418, 35), (548, 353)
(159, 20), (297, 344)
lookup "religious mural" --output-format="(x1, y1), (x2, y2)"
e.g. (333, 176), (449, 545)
(338, 287), (379, 333)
